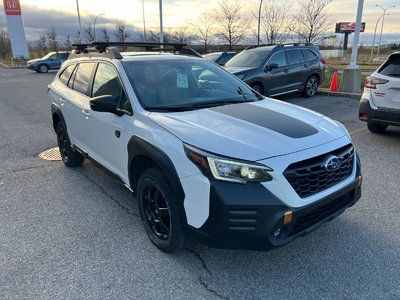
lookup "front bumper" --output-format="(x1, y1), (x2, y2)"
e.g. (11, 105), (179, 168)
(27, 64), (37, 71)
(359, 98), (400, 126)
(186, 159), (362, 251)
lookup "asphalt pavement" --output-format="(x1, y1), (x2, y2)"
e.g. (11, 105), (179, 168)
(0, 67), (399, 299)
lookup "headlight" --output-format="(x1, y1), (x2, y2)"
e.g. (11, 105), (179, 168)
(236, 74), (245, 80)
(184, 144), (273, 184)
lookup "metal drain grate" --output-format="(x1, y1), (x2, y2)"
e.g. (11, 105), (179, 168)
(39, 147), (62, 161)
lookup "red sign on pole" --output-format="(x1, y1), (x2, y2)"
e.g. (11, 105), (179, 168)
(3, 0), (22, 16)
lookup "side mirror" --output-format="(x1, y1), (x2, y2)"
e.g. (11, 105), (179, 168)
(90, 95), (123, 116)
(267, 63), (279, 71)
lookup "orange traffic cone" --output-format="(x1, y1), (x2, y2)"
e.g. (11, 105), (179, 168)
(330, 71), (339, 91)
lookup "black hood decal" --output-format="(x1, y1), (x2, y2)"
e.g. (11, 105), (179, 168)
(208, 103), (318, 138)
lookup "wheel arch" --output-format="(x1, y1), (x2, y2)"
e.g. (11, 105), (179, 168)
(127, 136), (186, 221)
(51, 104), (67, 133)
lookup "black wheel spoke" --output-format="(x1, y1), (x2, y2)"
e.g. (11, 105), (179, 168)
(141, 183), (171, 241)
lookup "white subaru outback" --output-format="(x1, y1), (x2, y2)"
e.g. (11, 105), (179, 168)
(48, 43), (362, 253)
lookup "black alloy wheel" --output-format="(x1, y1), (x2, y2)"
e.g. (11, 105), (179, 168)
(303, 75), (318, 98)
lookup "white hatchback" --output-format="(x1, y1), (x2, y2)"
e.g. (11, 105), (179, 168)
(359, 52), (400, 133)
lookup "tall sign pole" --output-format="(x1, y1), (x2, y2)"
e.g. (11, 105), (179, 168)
(159, 0), (164, 48)
(349, 0), (364, 69)
(2, 0), (29, 59)
(76, 0), (82, 32)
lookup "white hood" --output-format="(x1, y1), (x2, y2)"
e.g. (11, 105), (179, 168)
(149, 99), (347, 161)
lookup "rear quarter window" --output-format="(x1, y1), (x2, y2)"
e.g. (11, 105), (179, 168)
(303, 49), (318, 62)
(59, 64), (76, 86)
(378, 55), (400, 77)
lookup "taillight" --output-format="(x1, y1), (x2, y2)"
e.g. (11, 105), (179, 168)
(321, 57), (326, 64)
(364, 76), (389, 89)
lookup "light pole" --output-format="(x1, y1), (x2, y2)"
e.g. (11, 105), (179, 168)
(159, 0), (164, 48)
(257, 0), (264, 46)
(369, 13), (389, 61)
(93, 14), (106, 41)
(76, 0), (81, 32)
(376, 5), (395, 57)
(142, 0), (147, 42)
(349, 0), (364, 69)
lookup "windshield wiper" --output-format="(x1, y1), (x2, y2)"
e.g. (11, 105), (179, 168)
(191, 98), (255, 108)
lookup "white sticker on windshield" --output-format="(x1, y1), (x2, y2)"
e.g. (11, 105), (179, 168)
(177, 73), (188, 88)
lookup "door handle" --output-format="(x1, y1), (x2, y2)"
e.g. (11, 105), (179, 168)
(304, 63), (309, 68)
(81, 109), (90, 119)
(284, 69), (289, 73)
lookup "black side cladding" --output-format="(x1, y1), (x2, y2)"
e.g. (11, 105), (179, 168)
(208, 103), (318, 138)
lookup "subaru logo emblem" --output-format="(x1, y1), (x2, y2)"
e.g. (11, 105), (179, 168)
(324, 155), (342, 171)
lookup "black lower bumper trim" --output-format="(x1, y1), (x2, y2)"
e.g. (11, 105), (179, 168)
(185, 162), (362, 251)
(359, 98), (400, 126)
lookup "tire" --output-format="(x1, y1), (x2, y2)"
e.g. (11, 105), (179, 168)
(303, 75), (319, 98)
(56, 122), (84, 167)
(250, 83), (264, 95)
(38, 64), (49, 73)
(367, 122), (388, 134)
(138, 168), (185, 253)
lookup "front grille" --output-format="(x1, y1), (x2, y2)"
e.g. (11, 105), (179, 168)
(292, 190), (355, 234)
(283, 144), (354, 198)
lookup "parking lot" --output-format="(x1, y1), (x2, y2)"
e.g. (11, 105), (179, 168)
(0, 67), (399, 299)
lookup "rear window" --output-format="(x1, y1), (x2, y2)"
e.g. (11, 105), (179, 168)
(378, 55), (400, 77)
(286, 50), (304, 65)
(72, 62), (96, 95)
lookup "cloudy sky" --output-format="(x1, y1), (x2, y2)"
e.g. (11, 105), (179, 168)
(1, 0), (399, 44)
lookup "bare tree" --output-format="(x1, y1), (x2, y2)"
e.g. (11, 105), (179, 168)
(64, 35), (72, 51)
(100, 27), (110, 42)
(147, 30), (174, 44)
(214, 0), (249, 50)
(257, 0), (291, 44)
(47, 28), (59, 52)
(173, 24), (192, 44)
(291, 0), (332, 43)
(75, 31), (83, 44)
(37, 33), (47, 55)
(114, 22), (130, 42)
(84, 24), (95, 43)
(191, 12), (215, 52)
(0, 29), (11, 59)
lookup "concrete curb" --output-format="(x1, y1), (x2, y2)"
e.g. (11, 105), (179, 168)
(318, 88), (362, 100)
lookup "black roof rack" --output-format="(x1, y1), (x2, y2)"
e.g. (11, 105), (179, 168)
(70, 42), (202, 59)
(244, 43), (316, 51)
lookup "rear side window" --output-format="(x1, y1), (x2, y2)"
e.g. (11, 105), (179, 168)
(217, 53), (236, 65)
(286, 50), (304, 65)
(378, 56), (400, 77)
(269, 51), (286, 67)
(92, 63), (132, 112)
(72, 62), (96, 95)
(303, 50), (318, 62)
(59, 64), (76, 86)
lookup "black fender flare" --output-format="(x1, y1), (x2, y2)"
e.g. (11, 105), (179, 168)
(127, 136), (186, 218)
(51, 103), (67, 132)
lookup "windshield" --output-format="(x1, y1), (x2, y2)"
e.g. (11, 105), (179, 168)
(203, 53), (221, 62)
(122, 59), (262, 111)
(42, 52), (55, 60)
(225, 50), (269, 68)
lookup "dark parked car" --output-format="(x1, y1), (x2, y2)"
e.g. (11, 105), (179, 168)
(225, 44), (326, 98)
(27, 52), (70, 73)
(204, 51), (237, 66)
